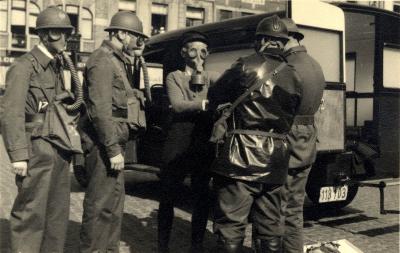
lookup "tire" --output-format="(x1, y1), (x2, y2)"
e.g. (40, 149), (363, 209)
(73, 165), (89, 188)
(305, 154), (359, 209)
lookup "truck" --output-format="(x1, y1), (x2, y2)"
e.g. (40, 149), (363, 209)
(73, 0), (400, 211)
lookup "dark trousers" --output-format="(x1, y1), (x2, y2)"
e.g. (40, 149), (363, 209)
(10, 138), (71, 253)
(158, 120), (214, 249)
(281, 166), (311, 253)
(213, 175), (283, 244)
(80, 144), (125, 253)
(158, 161), (211, 248)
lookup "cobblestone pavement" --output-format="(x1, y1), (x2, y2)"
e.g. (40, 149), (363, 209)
(0, 135), (399, 253)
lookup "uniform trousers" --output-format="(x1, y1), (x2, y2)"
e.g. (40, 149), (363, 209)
(10, 138), (71, 253)
(158, 163), (211, 246)
(158, 120), (213, 249)
(80, 144), (125, 253)
(213, 175), (283, 244)
(281, 166), (311, 253)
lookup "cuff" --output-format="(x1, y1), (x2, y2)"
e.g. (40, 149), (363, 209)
(8, 148), (29, 163)
(201, 100), (209, 111)
(106, 143), (122, 158)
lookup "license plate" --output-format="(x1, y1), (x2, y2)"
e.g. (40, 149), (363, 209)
(319, 185), (348, 203)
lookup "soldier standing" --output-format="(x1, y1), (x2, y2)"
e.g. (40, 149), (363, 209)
(1, 6), (78, 253)
(279, 18), (326, 253)
(208, 15), (303, 253)
(157, 31), (219, 253)
(79, 11), (147, 253)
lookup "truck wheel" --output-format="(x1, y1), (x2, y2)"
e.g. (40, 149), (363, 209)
(306, 181), (358, 209)
(73, 165), (89, 188)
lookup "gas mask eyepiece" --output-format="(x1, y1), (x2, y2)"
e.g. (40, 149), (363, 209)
(48, 29), (71, 41)
(187, 47), (209, 59)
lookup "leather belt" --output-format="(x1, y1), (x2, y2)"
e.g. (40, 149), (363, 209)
(293, 115), (314, 125)
(230, 129), (286, 140)
(25, 113), (45, 123)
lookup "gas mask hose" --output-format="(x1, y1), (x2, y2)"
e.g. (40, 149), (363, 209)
(62, 51), (84, 112)
(138, 56), (152, 104)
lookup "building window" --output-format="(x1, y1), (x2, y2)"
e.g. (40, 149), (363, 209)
(11, 0), (27, 48)
(219, 10), (233, 21)
(29, 2), (40, 35)
(394, 3), (400, 13)
(66, 5), (78, 34)
(119, 0), (136, 12)
(81, 8), (93, 40)
(0, 0), (7, 32)
(151, 3), (167, 35)
(368, 1), (384, 8)
(186, 7), (204, 27)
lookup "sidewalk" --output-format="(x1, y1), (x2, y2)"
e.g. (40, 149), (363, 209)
(0, 135), (399, 253)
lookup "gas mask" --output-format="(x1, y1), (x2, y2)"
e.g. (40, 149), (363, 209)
(124, 33), (146, 57)
(41, 29), (71, 55)
(256, 37), (286, 57)
(181, 41), (209, 86)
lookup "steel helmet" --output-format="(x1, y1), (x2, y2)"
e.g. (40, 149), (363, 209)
(105, 11), (148, 38)
(281, 18), (304, 41)
(256, 15), (289, 40)
(35, 6), (74, 31)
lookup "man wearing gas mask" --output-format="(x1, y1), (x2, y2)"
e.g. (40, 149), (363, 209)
(157, 31), (219, 253)
(79, 11), (147, 253)
(207, 15), (303, 253)
(1, 6), (78, 253)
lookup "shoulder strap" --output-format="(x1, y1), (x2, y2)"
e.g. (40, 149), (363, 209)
(100, 47), (133, 92)
(222, 61), (287, 119)
(26, 53), (52, 103)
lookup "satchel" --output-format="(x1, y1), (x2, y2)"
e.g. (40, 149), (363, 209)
(41, 100), (83, 154)
(126, 88), (146, 131)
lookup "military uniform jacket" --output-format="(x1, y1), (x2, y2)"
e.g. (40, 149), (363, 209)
(1, 46), (65, 162)
(84, 40), (137, 158)
(284, 46), (326, 168)
(208, 53), (303, 181)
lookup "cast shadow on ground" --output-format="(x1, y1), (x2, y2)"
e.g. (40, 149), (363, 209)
(64, 210), (252, 253)
(0, 218), (11, 253)
(69, 173), (253, 252)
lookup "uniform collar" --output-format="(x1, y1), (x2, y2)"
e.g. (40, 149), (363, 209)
(30, 45), (53, 68)
(38, 42), (54, 59)
(101, 40), (130, 64)
(283, 45), (307, 58)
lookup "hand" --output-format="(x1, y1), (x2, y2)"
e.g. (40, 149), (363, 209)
(109, 153), (124, 171)
(11, 161), (28, 177)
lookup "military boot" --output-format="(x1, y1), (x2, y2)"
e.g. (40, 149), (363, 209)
(214, 239), (244, 253)
(254, 237), (282, 253)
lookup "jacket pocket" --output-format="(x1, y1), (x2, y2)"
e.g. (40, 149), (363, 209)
(29, 76), (54, 112)
(112, 78), (128, 109)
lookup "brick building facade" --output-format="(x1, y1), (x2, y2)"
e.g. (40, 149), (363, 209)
(0, 0), (287, 89)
